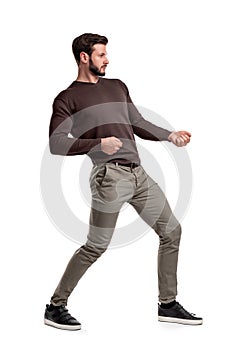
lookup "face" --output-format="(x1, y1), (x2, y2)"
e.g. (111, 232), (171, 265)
(89, 44), (109, 76)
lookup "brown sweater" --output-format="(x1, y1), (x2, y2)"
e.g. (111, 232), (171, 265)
(49, 78), (171, 165)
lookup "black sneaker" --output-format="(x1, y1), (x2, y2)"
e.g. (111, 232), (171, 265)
(158, 301), (203, 325)
(44, 304), (81, 330)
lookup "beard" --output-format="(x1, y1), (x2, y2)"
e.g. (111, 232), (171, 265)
(89, 58), (106, 77)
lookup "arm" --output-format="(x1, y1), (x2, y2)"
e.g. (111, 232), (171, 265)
(122, 82), (191, 146)
(127, 96), (171, 141)
(121, 82), (171, 141)
(49, 97), (101, 156)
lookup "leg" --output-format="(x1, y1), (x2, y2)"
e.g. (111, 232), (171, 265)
(50, 207), (121, 306)
(50, 163), (130, 306)
(129, 166), (181, 304)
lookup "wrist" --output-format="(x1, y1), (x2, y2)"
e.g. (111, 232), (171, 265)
(168, 132), (174, 142)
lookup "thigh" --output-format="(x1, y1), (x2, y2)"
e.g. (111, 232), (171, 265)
(129, 169), (179, 235)
(89, 163), (135, 214)
(87, 163), (133, 248)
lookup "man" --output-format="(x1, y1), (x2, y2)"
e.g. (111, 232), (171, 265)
(44, 33), (202, 330)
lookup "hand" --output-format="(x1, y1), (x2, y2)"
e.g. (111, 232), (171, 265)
(101, 136), (123, 155)
(168, 130), (191, 147)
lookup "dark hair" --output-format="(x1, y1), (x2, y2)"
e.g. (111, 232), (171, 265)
(72, 33), (108, 64)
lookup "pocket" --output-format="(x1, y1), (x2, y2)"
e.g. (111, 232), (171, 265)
(95, 165), (108, 186)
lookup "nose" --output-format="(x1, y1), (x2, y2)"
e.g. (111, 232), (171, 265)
(104, 57), (109, 65)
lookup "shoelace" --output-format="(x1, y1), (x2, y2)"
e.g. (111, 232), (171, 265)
(176, 302), (196, 317)
(55, 306), (75, 322)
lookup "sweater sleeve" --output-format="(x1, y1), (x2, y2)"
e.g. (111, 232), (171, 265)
(49, 97), (101, 156)
(119, 81), (172, 141)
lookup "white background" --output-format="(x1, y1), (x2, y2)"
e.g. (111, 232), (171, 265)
(1, 0), (233, 349)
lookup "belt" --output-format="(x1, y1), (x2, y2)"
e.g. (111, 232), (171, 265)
(110, 161), (139, 169)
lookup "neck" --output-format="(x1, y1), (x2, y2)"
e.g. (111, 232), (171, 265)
(76, 70), (99, 84)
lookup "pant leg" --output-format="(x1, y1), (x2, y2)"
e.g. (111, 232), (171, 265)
(50, 209), (120, 306)
(50, 163), (133, 306)
(129, 166), (181, 304)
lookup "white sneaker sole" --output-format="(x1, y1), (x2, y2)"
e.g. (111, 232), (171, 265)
(44, 318), (81, 330)
(158, 315), (203, 325)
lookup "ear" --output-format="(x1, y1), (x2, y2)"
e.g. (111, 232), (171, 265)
(80, 51), (89, 64)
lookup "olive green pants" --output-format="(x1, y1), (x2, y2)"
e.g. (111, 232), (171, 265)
(51, 163), (181, 305)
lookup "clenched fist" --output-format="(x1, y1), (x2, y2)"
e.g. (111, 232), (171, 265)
(101, 136), (123, 155)
(168, 131), (191, 147)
